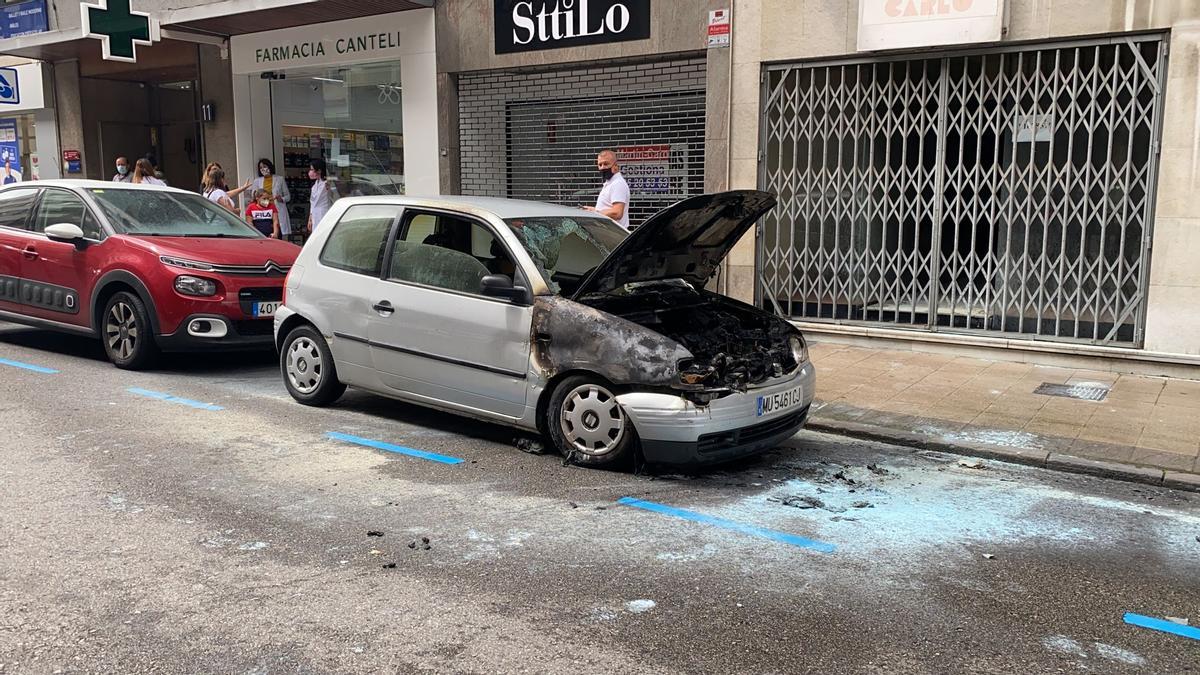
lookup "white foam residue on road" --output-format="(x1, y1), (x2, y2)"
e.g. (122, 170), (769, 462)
(1093, 642), (1147, 666)
(1042, 635), (1087, 657)
(626, 599), (656, 613)
(716, 455), (1200, 558)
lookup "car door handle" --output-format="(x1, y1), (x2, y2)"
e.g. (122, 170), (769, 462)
(372, 300), (394, 315)
(20, 246), (37, 260)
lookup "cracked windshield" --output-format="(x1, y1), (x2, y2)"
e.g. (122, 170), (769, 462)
(504, 215), (627, 294)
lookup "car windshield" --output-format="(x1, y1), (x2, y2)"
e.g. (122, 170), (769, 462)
(503, 215), (628, 295)
(87, 188), (263, 238)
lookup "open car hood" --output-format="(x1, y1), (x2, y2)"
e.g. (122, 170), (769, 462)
(571, 190), (777, 298)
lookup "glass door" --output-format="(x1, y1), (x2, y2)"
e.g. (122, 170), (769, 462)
(271, 62), (405, 241)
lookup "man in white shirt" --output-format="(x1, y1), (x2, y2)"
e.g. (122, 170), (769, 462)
(585, 149), (631, 230)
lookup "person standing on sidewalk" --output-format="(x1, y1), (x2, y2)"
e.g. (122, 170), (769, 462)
(252, 158), (291, 238)
(306, 159), (338, 233)
(131, 158), (165, 186)
(584, 149), (631, 230)
(245, 189), (280, 239)
(203, 167), (237, 212)
(112, 157), (131, 183)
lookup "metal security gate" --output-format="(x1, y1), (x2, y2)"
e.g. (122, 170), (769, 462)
(506, 92), (706, 226)
(458, 58), (708, 229)
(758, 35), (1167, 346)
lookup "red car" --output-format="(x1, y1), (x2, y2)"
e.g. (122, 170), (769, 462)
(0, 180), (300, 369)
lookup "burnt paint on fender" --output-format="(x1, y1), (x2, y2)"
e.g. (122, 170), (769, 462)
(531, 295), (691, 387)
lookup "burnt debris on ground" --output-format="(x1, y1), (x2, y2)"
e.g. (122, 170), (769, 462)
(514, 436), (549, 455)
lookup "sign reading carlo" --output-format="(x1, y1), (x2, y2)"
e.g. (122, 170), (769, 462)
(494, 0), (651, 55)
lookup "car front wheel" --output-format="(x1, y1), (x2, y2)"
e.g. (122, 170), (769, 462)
(281, 324), (346, 406)
(545, 375), (636, 468)
(102, 291), (159, 370)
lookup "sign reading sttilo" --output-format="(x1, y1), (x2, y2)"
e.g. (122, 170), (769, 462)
(857, 0), (1006, 52)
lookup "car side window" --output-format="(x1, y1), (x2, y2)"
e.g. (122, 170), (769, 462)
(34, 190), (103, 240)
(318, 205), (400, 276)
(0, 187), (38, 231)
(388, 212), (514, 295)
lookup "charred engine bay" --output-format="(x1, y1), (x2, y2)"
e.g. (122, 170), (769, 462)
(579, 284), (796, 391)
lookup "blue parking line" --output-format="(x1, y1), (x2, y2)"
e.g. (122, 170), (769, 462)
(0, 357), (59, 374)
(1124, 613), (1200, 642)
(326, 431), (465, 465)
(127, 387), (224, 411)
(616, 497), (836, 553)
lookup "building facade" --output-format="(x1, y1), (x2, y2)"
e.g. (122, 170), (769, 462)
(226, 7), (438, 229)
(437, 0), (731, 228)
(0, 0), (1198, 370)
(725, 0), (1200, 368)
(0, 0), (433, 196)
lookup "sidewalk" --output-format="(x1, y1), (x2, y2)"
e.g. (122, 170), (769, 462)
(805, 341), (1200, 491)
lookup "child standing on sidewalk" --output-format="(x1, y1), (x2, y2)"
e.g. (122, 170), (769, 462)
(245, 189), (280, 239)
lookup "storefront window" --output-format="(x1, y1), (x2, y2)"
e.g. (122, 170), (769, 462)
(271, 62), (404, 230)
(0, 114), (37, 183)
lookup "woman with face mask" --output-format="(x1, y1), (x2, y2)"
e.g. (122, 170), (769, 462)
(251, 158), (291, 238)
(306, 159), (338, 233)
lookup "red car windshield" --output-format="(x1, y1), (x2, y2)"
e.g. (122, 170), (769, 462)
(88, 188), (263, 239)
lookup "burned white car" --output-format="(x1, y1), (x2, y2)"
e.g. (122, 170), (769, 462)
(274, 190), (815, 467)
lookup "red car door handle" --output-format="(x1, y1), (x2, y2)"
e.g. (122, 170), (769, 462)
(20, 246), (37, 259)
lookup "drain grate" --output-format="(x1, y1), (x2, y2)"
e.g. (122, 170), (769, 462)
(1033, 382), (1109, 401)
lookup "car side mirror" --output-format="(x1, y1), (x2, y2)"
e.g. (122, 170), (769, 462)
(480, 274), (528, 303)
(45, 223), (87, 250)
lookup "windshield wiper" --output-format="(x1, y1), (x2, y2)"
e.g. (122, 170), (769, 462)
(181, 233), (255, 238)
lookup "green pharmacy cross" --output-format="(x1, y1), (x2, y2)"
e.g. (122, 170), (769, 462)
(81, 0), (161, 63)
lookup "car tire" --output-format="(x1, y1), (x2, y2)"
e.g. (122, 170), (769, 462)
(281, 324), (346, 406)
(102, 291), (159, 370)
(545, 375), (636, 468)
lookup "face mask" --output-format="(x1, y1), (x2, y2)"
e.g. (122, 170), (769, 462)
(599, 167), (613, 180)
(117, 165), (128, 175)
(261, 167), (270, 176)
(258, 200), (270, 207)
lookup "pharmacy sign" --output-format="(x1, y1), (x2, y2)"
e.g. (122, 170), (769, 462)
(81, 0), (161, 63)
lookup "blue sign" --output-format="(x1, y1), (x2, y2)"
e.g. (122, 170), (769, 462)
(0, 118), (21, 184)
(0, 67), (18, 105)
(1, 1), (48, 39)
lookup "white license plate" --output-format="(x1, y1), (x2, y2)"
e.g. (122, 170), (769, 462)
(757, 385), (803, 417)
(253, 301), (281, 317)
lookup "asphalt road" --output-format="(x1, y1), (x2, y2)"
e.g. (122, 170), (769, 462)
(1, 322), (1198, 674)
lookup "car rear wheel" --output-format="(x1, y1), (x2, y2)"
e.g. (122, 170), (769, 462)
(281, 324), (345, 406)
(102, 291), (159, 370)
(545, 375), (636, 468)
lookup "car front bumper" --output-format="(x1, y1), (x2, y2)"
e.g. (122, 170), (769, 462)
(155, 313), (276, 352)
(617, 362), (816, 466)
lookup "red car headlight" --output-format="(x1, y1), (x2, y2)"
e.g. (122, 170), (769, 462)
(175, 275), (218, 297)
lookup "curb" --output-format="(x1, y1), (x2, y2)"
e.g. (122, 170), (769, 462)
(805, 417), (1200, 493)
